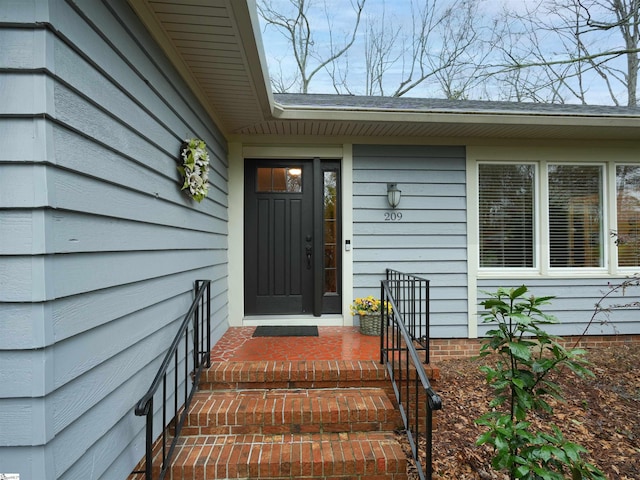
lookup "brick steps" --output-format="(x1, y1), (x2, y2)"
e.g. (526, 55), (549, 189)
(134, 360), (414, 479)
(161, 432), (407, 479)
(183, 387), (402, 436)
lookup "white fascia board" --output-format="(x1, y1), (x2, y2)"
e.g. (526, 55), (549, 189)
(272, 104), (640, 129)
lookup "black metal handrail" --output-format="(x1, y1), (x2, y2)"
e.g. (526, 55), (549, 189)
(133, 280), (211, 480)
(384, 268), (431, 363)
(381, 272), (442, 480)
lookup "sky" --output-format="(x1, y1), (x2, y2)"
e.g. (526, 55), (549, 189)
(256, 0), (632, 105)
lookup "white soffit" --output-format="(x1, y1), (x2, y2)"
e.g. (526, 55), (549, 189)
(127, 0), (273, 135)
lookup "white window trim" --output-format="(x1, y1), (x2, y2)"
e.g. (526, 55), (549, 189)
(608, 161), (618, 275)
(477, 160), (610, 276)
(469, 146), (639, 279)
(607, 162), (640, 275)
(467, 145), (639, 339)
(544, 161), (609, 274)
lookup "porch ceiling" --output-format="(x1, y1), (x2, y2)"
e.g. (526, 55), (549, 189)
(129, 0), (640, 141)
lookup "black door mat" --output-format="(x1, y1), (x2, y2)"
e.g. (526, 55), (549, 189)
(252, 326), (319, 337)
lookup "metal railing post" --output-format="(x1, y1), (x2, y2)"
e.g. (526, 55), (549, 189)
(133, 279), (212, 480)
(380, 271), (442, 480)
(144, 399), (153, 479)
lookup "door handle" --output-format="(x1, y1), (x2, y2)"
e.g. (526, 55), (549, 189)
(305, 245), (312, 269)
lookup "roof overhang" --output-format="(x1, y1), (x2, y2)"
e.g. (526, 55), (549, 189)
(127, 0), (274, 135)
(128, 0), (640, 142)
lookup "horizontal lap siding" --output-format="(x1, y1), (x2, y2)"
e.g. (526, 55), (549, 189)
(0, 1), (228, 479)
(352, 145), (468, 338)
(477, 278), (640, 337)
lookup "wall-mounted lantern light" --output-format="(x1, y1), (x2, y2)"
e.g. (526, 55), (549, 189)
(387, 183), (401, 209)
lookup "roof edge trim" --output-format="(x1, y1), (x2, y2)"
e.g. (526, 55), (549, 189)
(271, 103), (640, 127)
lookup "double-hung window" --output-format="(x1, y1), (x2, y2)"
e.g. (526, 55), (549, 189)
(478, 161), (640, 272)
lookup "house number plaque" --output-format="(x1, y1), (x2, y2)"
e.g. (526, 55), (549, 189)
(384, 211), (403, 221)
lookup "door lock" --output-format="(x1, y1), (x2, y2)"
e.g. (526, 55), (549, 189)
(305, 245), (312, 269)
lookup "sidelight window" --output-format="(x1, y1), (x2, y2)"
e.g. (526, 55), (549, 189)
(323, 170), (339, 294)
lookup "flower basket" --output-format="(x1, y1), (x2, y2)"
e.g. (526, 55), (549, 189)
(359, 313), (382, 336)
(350, 296), (388, 336)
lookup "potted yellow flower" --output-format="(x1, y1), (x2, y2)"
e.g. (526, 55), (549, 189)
(350, 296), (387, 335)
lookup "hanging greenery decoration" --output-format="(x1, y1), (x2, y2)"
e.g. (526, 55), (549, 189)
(178, 138), (209, 202)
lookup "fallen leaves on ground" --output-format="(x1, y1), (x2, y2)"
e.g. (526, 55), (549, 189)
(399, 344), (640, 479)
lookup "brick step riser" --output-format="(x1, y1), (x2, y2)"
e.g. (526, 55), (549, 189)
(197, 380), (440, 423)
(200, 360), (439, 392)
(197, 381), (402, 425)
(202, 360), (389, 384)
(163, 433), (408, 480)
(184, 388), (402, 436)
(199, 378), (393, 391)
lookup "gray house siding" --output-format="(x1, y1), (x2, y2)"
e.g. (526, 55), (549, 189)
(0, 1), (228, 479)
(477, 278), (640, 337)
(352, 145), (468, 338)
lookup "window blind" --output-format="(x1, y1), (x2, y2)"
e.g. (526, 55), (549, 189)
(548, 165), (603, 267)
(479, 164), (535, 267)
(616, 165), (640, 267)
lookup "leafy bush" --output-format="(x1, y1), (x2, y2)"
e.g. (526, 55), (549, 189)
(475, 286), (606, 480)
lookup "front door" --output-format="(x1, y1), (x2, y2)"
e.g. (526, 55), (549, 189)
(244, 159), (341, 316)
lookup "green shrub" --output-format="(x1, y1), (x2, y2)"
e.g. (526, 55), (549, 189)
(475, 286), (605, 480)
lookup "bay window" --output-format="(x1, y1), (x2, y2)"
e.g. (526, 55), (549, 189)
(479, 161), (640, 271)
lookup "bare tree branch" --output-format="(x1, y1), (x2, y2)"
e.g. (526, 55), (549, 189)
(496, 47), (639, 70)
(257, 0), (638, 105)
(258, 0), (366, 93)
(494, 0), (639, 106)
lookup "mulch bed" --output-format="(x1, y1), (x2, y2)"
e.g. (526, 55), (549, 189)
(400, 343), (640, 479)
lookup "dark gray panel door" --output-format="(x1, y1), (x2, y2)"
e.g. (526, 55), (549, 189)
(244, 160), (314, 314)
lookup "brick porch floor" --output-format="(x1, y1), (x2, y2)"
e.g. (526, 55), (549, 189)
(209, 326), (381, 362)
